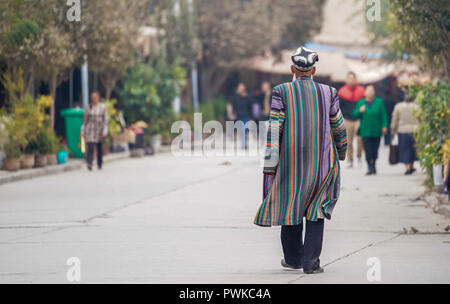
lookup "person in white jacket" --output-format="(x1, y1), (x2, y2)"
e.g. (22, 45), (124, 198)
(390, 96), (419, 175)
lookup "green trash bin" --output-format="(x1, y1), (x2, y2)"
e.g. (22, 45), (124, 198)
(61, 108), (85, 159)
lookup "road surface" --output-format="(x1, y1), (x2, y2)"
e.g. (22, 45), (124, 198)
(0, 147), (449, 283)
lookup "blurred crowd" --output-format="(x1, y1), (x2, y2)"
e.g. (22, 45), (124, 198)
(228, 72), (420, 177)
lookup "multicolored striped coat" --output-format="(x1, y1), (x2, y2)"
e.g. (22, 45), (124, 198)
(254, 76), (347, 227)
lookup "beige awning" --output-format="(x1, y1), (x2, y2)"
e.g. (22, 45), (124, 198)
(245, 48), (421, 84)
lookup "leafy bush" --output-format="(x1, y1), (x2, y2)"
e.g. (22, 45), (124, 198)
(103, 99), (125, 148)
(0, 71), (38, 157)
(25, 128), (58, 156)
(181, 96), (229, 127)
(199, 102), (215, 123)
(1, 116), (25, 158)
(118, 57), (187, 138)
(0, 71), (60, 158)
(212, 96), (228, 121)
(411, 83), (450, 186)
(104, 99), (124, 137)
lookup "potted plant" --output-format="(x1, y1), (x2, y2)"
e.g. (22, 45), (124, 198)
(104, 99), (125, 154)
(0, 116), (28, 171)
(0, 120), (7, 170)
(1, 72), (50, 171)
(21, 141), (36, 169)
(46, 130), (60, 166)
(35, 128), (54, 168)
(2, 137), (22, 171)
(147, 121), (163, 153)
(57, 141), (69, 165)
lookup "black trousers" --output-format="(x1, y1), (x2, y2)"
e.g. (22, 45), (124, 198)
(362, 137), (381, 163)
(281, 219), (325, 270)
(87, 142), (103, 167)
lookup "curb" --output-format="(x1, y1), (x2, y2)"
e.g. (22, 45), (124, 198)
(423, 193), (450, 219)
(0, 152), (130, 186)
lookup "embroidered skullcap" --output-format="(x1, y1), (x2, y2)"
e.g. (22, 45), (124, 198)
(291, 46), (319, 72)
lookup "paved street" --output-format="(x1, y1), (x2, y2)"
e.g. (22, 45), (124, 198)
(0, 147), (449, 284)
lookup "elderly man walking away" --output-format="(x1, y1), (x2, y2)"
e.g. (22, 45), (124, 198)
(254, 47), (348, 274)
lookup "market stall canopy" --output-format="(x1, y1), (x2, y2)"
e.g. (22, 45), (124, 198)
(244, 48), (420, 84)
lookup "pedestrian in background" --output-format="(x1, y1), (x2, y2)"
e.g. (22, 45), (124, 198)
(353, 85), (388, 176)
(230, 83), (253, 148)
(381, 77), (404, 146)
(251, 86), (263, 125)
(390, 94), (419, 175)
(81, 92), (109, 171)
(338, 72), (365, 168)
(255, 81), (272, 121)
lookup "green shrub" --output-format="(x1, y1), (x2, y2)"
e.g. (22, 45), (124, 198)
(183, 96), (228, 125)
(212, 96), (228, 121)
(118, 57), (187, 139)
(0, 71), (37, 157)
(103, 98), (125, 147)
(25, 128), (60, 156)
(0, 71), (60, 158)
(199, 102), (215, 123)
(411, 83), (450, 186)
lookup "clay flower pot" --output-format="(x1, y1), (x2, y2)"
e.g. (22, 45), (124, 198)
(2, 157), (21, 172)
(46, 154), (58, 166)
(20, 154), (35, 169)
(35, 155), (48, 168)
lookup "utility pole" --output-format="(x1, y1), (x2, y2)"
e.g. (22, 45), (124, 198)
(81, 54), (89, 108)
(188, 0), (199, 112)
(81, 14), (89, 108)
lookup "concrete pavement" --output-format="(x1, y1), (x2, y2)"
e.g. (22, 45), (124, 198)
(0, 147), (449, 283)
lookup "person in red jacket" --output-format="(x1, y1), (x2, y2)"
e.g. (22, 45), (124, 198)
(338, 72), (365, 168)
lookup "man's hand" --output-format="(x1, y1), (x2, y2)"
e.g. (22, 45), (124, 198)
(102, 133), (108, 139)
(360, 105), (366, 113)
(382, 127), (388, 135)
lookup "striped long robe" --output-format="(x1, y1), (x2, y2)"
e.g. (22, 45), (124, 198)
(254, 77), (347, 227)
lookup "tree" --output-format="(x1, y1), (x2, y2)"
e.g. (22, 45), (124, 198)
(35, 2), (77, 128)
(0, 1), (78, 128)
(152, 0), (325, 101)
(391, 0), (450, 80)
(118, 56), (186, 129)
(366, 0), (450, 81)
(79, 0), (147, 100)
(0, 0), (47, 92)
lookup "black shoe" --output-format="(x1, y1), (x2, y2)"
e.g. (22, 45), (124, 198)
(303, 267), (324, 274)
(371, 161), (377, 175)
(366, 161), (373, 175)
(281, 259), (302, 270)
